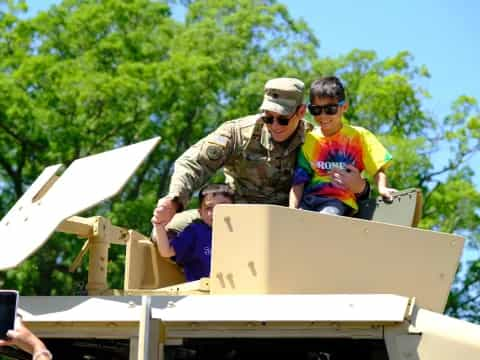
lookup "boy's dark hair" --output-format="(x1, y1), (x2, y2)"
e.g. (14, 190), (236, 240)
(198, 183), (235, 205)
(310, 76), (346, 103)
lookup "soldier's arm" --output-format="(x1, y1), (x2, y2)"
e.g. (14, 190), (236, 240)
(166, 122), (235, 210)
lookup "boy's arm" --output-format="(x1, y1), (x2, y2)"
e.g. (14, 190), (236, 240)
(291, 143), (314, 208)
(289, 183), (304, 208)
(152, 223), (176, 258)
(375, 168), (396, 201)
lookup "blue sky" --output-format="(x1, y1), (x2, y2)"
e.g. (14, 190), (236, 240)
(26, 0), (479, 188)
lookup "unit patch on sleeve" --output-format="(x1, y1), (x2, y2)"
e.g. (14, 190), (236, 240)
(206, 144), (224, 161)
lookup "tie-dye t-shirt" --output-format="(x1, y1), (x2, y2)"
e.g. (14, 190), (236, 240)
(293, 123), (392, 211)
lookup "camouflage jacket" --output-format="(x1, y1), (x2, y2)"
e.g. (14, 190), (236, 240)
(167, 114), (313, 208)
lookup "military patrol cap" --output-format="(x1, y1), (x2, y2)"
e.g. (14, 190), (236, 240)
(260, 77), (305, 116)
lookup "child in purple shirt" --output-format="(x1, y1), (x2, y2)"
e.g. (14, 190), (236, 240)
(153, 184), (234, 281)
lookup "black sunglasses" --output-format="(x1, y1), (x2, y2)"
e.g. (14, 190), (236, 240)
(261, 112), (296, 126)
(308, 101), (345, 116)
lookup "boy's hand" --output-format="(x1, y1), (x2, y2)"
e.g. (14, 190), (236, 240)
(151, 197), (179, 227)
(378, 186), (397, 202)
(330, 164), (366, 194)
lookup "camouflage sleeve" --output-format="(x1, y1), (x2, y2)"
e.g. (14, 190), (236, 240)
(166, 122), (236, 208)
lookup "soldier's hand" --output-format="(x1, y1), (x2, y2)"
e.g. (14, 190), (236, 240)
(151, 197), (179, 226)
(330, 164), (366, 194)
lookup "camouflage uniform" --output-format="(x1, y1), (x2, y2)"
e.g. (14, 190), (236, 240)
(160, 77), (309, 234)
(167, 115), (312, 209)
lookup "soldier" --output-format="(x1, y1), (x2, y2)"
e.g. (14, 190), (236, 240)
(151, 77), (369, 234)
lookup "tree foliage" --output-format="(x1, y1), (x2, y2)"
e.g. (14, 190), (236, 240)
(0, 0), (479, 321)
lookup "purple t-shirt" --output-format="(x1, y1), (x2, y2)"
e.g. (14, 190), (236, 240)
(171, 221), (212, 282)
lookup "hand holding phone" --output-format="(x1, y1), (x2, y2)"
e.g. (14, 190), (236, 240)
(0, 294), (52, 359)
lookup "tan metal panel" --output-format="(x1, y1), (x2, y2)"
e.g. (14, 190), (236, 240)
(372, 188), (422, 227)
(19, 296), (143, 322)
(210, 205), (463, 313)
(0, 165), (62, 269)
(152, 294), (410, 323)
(384, 308), (480, 360)
(0, 137), (160, 270)
(124, 230), (186, 291)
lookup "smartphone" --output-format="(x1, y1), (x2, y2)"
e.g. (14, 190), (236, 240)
(0, 290), (19, 340)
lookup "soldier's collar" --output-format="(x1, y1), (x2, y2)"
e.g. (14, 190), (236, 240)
(286, 120), (312, 153)
(259, 121), (274, 151)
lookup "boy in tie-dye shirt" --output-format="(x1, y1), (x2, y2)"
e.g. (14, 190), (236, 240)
(289, 76), (395, 215)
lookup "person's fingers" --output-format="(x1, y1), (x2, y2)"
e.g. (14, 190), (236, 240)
(332, 172), (343, 184)
(6, 330), (18, 339)
(151, 215), (164, 225)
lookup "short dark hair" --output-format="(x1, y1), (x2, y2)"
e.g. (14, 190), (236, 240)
(310, 76), (346, 103)
(198, 183), (235, 205)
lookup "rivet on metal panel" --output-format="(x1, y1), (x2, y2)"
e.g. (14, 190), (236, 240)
(224, 216), (233, 232)
(226, 273), (235, 289)
(128, 301), (136, 308)
(167, 301), (176, 308)
(216, 273), (226, 288)
(248, 261), (257, 276)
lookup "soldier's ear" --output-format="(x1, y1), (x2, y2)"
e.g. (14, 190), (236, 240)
(297, 104), (307, 117)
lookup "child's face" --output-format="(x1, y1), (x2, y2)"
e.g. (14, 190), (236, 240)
(311, 96), (348, 136)
(199, 193), (233, 226)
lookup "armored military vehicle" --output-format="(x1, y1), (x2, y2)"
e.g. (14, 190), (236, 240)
(1, 138), (479, 360)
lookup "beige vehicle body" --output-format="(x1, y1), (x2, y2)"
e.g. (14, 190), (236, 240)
(1, 138), (479, 360)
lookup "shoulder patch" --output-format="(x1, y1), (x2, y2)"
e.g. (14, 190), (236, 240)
(205, 144), (224, 161)
(235, 114), (260, 129)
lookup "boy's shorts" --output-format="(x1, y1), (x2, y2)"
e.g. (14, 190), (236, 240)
(300, 195), (350, 216)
